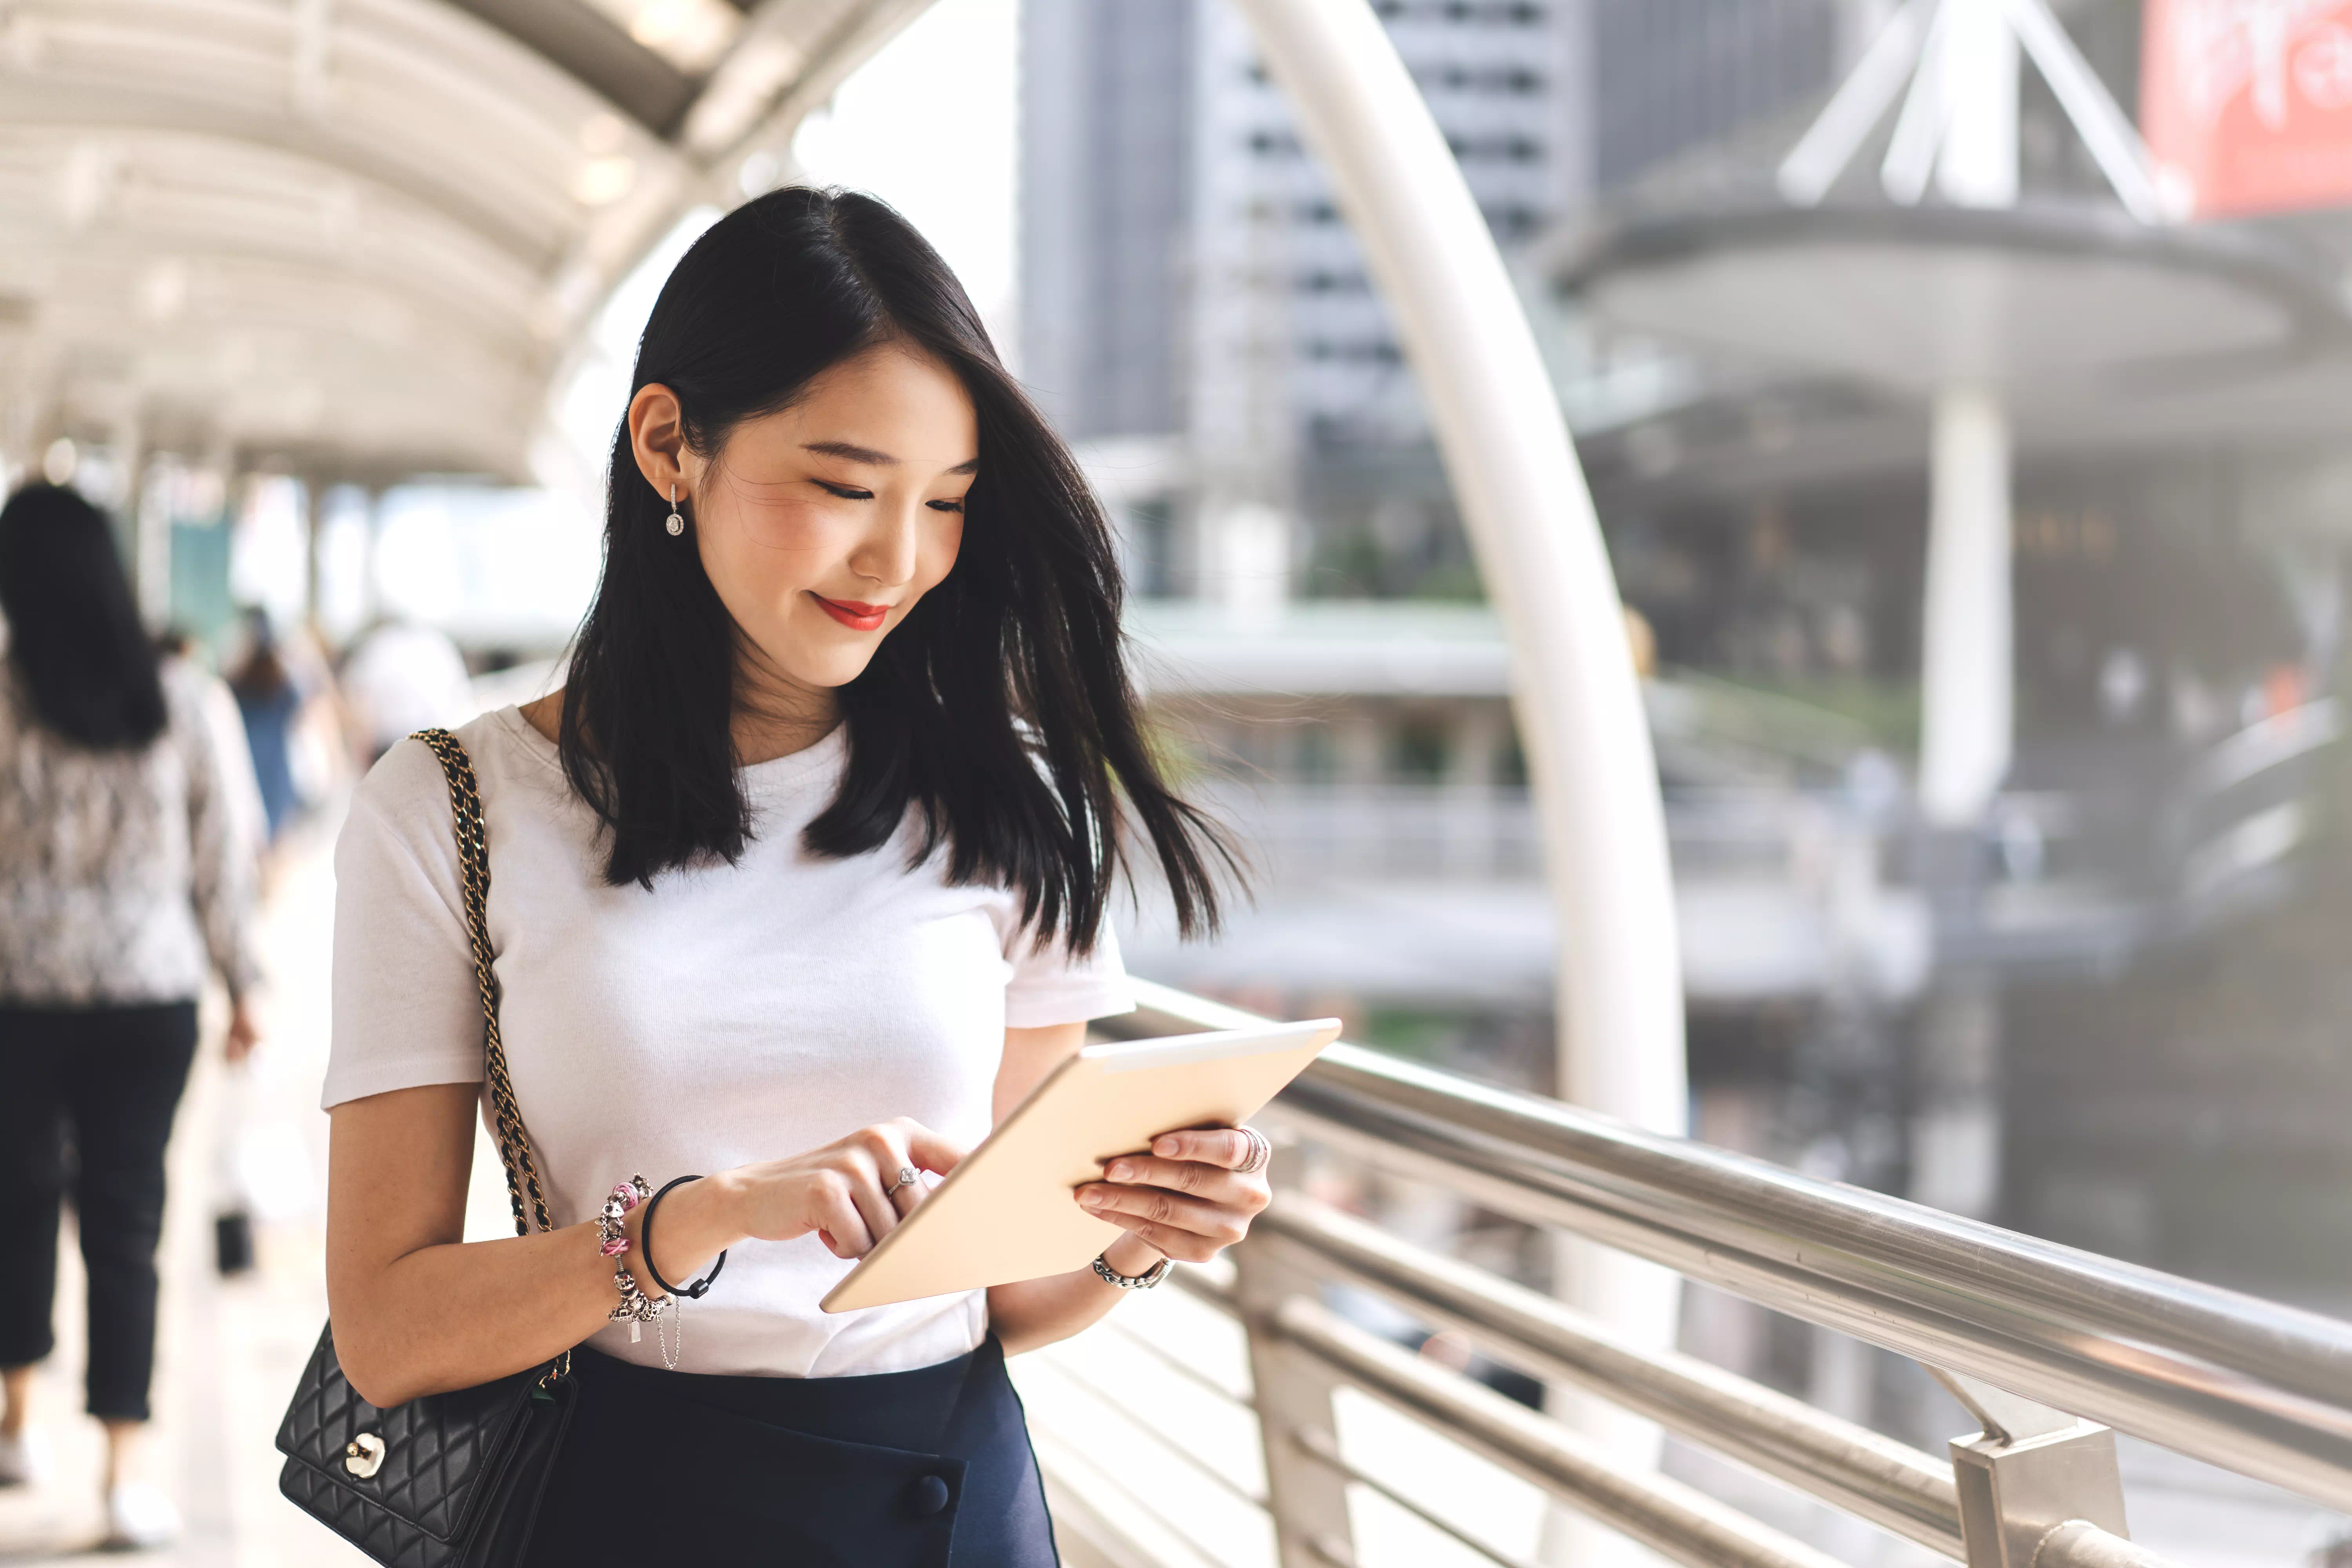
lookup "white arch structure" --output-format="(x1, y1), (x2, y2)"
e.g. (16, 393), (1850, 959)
(1228, 5), (1686, 1550)
(1228, 0), (1687, 1214)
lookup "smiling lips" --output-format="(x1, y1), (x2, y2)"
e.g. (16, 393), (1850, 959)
(811, 593), (890, 632)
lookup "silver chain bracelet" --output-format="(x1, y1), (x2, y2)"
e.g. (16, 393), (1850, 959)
(1092, 1251), (1174, 1290)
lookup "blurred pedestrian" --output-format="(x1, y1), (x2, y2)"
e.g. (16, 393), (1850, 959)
(157, 626), (270, 866)
(338, 615), (475, 766)
(0, 483), (263, 1550)
(158, 630), (272, 1279)
(227, 607), (303, 843)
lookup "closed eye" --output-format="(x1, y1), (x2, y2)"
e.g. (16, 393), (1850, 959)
(814, 479), (873, 501)
(928, 496), (967, 514)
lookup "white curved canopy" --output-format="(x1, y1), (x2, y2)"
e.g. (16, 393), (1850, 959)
(0, 0), (927, 483)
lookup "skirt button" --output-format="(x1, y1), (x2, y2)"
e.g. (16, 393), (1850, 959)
(905, 1474), (951, 1517)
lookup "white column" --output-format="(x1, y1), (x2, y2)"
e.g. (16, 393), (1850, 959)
(1218, 0), (1686, 1119)
(1936, 0), (2020, 208)
(1916, 0), (2017, 1300)
(1916, 1), (2020, 828)
(107, 409), (152, 620)
(136, 459), (173, 630)
(1919, 387), (2013, 825)
(1231, 4), (1686, 1554)
(1199, 499), (1291, 619)
(301, 475), (326, 631)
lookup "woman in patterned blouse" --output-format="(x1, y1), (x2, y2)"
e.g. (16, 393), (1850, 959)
(0, 483), (264, 1550)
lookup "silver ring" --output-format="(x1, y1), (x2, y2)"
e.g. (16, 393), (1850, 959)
(1235, 1126), (1271, 1176)
(885, 1166), (919, 1197)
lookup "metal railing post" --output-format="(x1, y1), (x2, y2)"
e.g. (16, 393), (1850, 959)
(1937, 1369), (2131, 1568)
(1234, 1149), (1356, 1567)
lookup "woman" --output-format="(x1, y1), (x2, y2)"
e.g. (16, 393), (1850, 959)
(0, 483), (263, 1550)
(323, 187), (1253, 1563)
(226, 607), (304, 843)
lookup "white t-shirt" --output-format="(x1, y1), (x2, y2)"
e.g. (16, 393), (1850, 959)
(323, 707), (1134, 1377)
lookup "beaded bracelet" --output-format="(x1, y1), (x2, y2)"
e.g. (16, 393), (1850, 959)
(595, 1177), (647, 1259)
(597, 1176), (668, 1333)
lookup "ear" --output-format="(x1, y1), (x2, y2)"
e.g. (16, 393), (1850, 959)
(628, 384), (689, 501)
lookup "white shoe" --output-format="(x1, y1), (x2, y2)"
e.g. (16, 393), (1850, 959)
(0, 1427), (50, 1487)
(104, 1482), (182, 1550)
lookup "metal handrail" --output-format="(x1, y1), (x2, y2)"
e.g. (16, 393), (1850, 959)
(1156, 1217), (2162, 1568)
(1106, 981), (2352, 1517)
(1258, 1196), (1965, 1559)
(1276, 1296), (1856, 1568)
(1276, 1046), (2352, 1512)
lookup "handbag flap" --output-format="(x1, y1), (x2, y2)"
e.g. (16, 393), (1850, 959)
(276, 1324), (538, 1546)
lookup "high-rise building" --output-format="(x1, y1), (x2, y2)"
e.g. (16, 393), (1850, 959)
(1018, 0), (1846, 601)
(1018, 1), (1197, 448)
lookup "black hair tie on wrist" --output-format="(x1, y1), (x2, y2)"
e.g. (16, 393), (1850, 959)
(640, 1175), (728, 1301)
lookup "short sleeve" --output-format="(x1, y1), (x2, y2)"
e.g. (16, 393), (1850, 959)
(1004, 915), (1136, 1029)
(323, 740), (486, 1109)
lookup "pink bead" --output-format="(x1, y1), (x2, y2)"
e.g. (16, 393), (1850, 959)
(599, 1237), (630, 1258)
(610, 1183), (639, 1209)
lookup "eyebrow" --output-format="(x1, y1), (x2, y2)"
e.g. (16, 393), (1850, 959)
(803, 440), (979, 475)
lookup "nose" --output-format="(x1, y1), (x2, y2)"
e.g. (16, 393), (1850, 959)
(848, 495), (922, 589)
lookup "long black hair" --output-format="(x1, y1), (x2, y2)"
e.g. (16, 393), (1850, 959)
(0, 482), (167, 750)
(561, 187), (1231, 949)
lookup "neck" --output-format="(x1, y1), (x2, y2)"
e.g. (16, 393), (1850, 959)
(731, 657), (839, 766)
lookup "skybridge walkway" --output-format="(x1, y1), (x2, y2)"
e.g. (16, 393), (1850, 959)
(8, 3), (2352, 1565)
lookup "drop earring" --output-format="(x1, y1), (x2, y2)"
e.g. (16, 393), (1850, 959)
(665, 484), (684, 537)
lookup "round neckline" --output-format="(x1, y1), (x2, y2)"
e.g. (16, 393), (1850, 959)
(493, 706), (847, 795)
(740, 722), (849, 794)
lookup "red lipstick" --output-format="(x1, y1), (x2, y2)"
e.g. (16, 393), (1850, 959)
(811, 593), (889, 632)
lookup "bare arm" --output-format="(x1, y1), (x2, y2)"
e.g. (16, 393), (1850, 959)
(986, 1024), (1270, 1356)
(328, 1084), (968, 1407)
(327, 1084), (622, 1406)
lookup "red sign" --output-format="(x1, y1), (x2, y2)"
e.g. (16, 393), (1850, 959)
(2141, 0), (2352, 217)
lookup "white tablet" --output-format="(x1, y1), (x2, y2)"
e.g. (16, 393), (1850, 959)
(820, 1018), (1340, 1313)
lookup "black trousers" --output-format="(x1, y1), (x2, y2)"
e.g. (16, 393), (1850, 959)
(523, 1336), (1059, 1566)
(0, 1002), (199, 1421)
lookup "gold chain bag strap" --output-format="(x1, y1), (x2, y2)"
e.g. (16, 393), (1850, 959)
(417, 727), (557, 1250)
(275, 728), (578, 1568)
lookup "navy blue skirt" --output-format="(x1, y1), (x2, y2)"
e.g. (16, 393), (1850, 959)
(523, 1335), (1057, 1566)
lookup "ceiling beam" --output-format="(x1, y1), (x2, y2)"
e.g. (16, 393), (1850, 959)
(0, 78), (566, 272)
(442, 0), (702, 134)
(680, 0), (931, 164)
(0, 0), (944, 485)
(0, 193), (546, 339)
(555, 0), (936, 338)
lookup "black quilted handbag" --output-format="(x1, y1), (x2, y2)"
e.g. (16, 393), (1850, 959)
(276, 728), (578, 1566)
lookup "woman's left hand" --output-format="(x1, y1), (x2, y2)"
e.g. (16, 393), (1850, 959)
(1074, 1129), (1271, 1263)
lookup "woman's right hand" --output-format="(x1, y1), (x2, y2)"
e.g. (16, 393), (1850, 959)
(697, 1118), (968, 1262)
